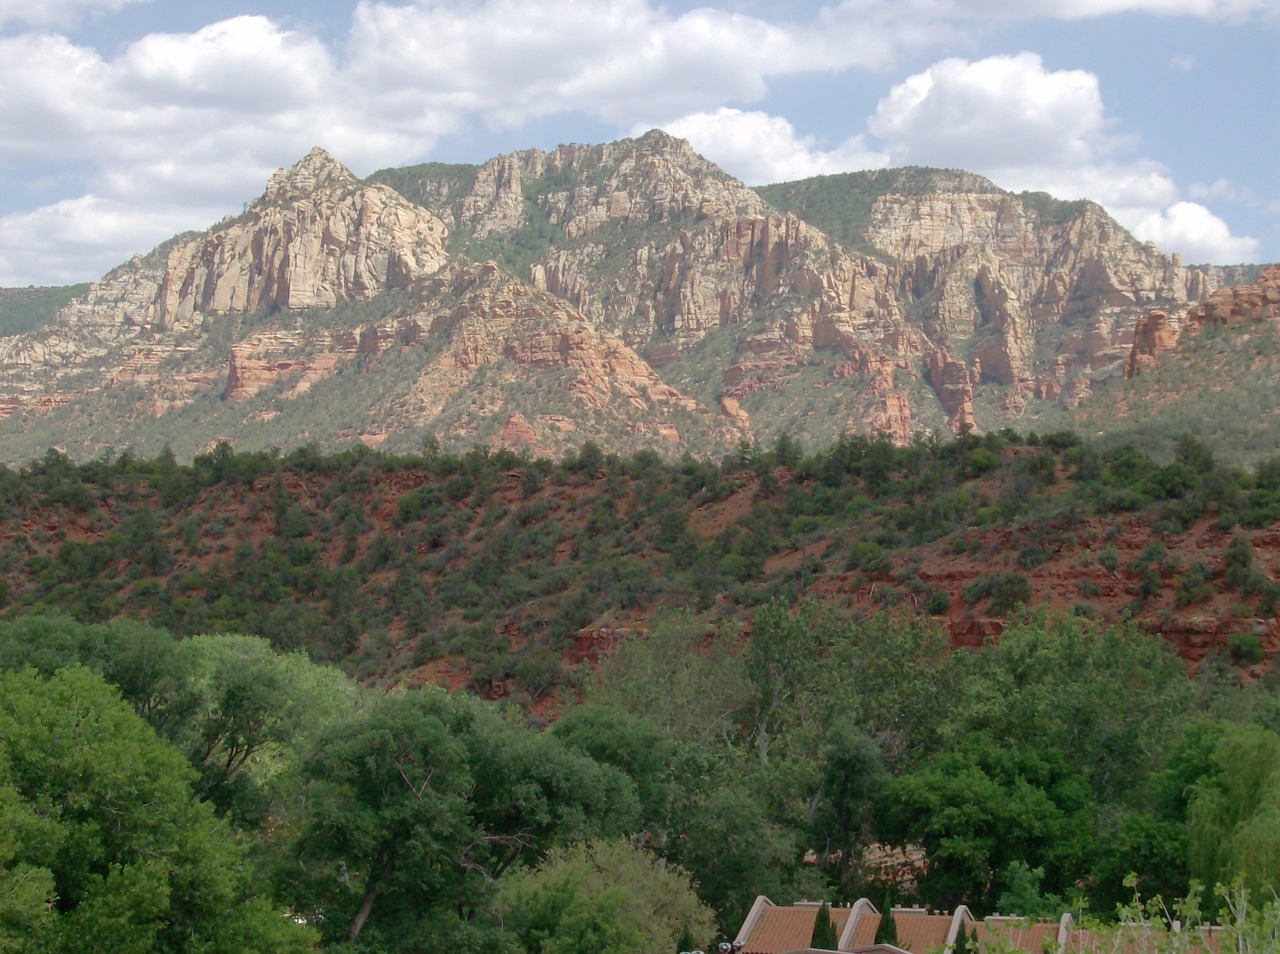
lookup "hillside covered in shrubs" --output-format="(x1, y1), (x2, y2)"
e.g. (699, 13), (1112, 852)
(2, 429), (1279, 698)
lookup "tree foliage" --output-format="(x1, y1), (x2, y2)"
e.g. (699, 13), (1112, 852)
(496, 840), (715, 954)
(1187, 723), (1280, 904)
(0, 666), (316, 953)
(811, 902), (838, 950)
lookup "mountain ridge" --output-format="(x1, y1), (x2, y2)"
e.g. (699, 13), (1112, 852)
(0, 133), (1266, 465)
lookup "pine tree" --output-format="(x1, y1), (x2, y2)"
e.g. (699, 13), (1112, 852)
(875, 904), (900, 947)
(676, 923), (698, 953)
(811, 903), (838, 950)
(952, 924), (973, 954)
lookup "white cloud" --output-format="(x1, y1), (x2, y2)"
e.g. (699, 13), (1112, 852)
(1189, 178), (1251, 201)
(0, 194), (223, 287)
(948, 0), (1275, 20)
(1130, 201), (1261, 263)
(120, 16), (334, 110)
(0, 0), (149, 29)
(0, 15), (462, 284)
(868, 53), (1110, 169)
(658, 108), (888, 185)
(863, 52), (1260, 264)
(0, 1), (1269, 283)
(343, 0), (955, 129)
(1169, 53), (1197, 70)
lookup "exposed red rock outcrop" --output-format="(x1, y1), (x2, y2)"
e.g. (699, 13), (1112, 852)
(0, 134), (1249, 461)
(925, 349), (976, 432)
(1184, 264), (1280, 330)
(1125, 309), (1180, 378)
(1124, 266), (1280, 379)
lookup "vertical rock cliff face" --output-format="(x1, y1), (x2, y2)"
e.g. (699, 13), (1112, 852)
(0, 135), (1250, 462)
(0, 148), (451, 418)
(152, 148), (450, 330)
(402, 132), (1219, 445)
(864, 193), (1210, 423)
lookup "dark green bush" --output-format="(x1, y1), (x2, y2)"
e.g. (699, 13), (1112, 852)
(1228, 631), (1266, 666)
(964, 572), (1032, 614)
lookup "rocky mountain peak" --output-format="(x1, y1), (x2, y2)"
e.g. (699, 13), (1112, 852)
(263, 146), (359, 204)
(0, 134), (1262, 464)
(630, 127), (698, 159)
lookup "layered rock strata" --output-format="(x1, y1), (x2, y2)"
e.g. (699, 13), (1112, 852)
(0, 148), (449, 419)
(0, 135), (1254, 462)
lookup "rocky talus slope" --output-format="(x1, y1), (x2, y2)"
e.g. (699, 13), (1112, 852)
(0, 133), (1260, 463)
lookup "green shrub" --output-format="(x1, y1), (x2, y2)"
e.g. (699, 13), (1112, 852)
(968, 448), (1000, 476)
(1175, 562), (1214, 607)
(846, 540), (892, 576)
(1223, 533), (1256, 589)
(1018, 544), (1050, 569)
(1228, 631), (1266, 666)
(964, 572), (1032, 614)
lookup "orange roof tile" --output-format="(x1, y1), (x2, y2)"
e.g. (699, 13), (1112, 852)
(849, 912), (881, 948)
(742, 905), (853, 954)
(895, 911), (954, 954)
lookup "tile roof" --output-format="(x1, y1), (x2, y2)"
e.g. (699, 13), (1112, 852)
(740, 904), (853, 954)
(737, 898), (1227, 954)
(738, 901), (955, 954)
(894, 910), (955, 954)
(846, 911), (881, 948)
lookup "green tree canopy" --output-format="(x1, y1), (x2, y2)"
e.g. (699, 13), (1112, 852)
(944, 612), (1196, 804)
(1187, 722), (1280, 903)
(551, 704), (677, 830)
(0, 666), (315, 953)
(289, 687), (641, 946)
(811, 901), (838, 950)
(0, 615), (361, 825)
(880, 732), (1092, 912)
(496, 839), (716, 954)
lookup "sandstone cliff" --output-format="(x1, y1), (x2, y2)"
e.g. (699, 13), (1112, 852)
(0, 135), (1260, 464)
(199, 259), (727, 458)
(393, 135), (1221, 446)
(0, 148), (450, 424)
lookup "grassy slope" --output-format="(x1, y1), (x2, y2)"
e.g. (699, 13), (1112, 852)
(1071, 313), (1280, 467)
(0, 284), (89, 337)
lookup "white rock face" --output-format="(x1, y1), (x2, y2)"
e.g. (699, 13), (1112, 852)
(0, 147), (450, 412)
(154, 149), (450, 329)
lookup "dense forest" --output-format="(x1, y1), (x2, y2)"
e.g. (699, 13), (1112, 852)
(2, 433), (1280, 950)
(3, 607), (1280, 952)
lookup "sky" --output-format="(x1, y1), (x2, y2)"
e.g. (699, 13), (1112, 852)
(0, 0), (1276, 287)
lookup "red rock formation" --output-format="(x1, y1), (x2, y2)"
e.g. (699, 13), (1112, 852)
(1184, 265), (1280, 330)
(1124, 267), (1279, 379)
(1125, 309), (1179, 378)
(925, 348), (976, 432)
(720, 396), (750, 428)
(497, 413), (540, 453)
